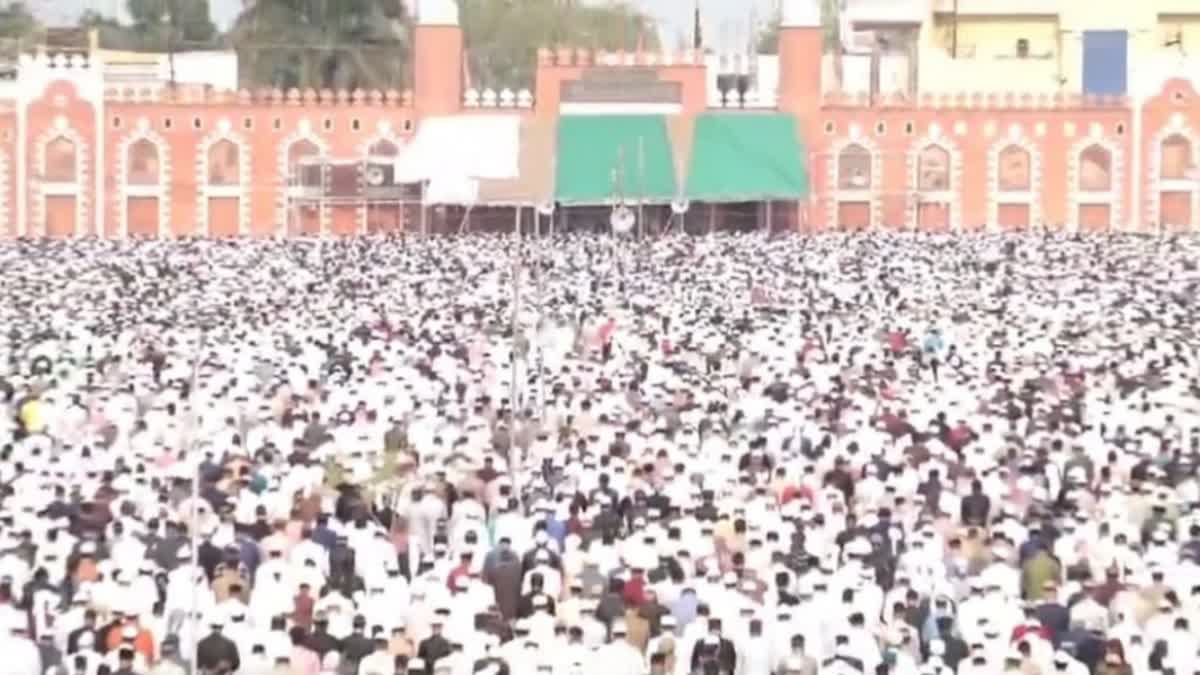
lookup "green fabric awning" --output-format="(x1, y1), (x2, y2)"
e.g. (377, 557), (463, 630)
(555, 115), (679, 205)
(685, 112), (809, 202)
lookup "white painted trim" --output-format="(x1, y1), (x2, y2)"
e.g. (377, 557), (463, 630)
(1067, 137), (1123, 233)
(1131, 89), (1142, 231)
(15, 54), (104, 108)
(0, 149), (7, 236)
(33, 121), (89, 237)
(559, 103), (683, 115)
(124, 185), (161, 198)
(1127, 53), (1200, 105)
(827, 133), (883, 230)
(354, 122), (407, 237)
(94, 86), (105, 237)
(205, 185), (242, 198)
(987, 129), (1042, 231)
(40, 182), (80, 196)
(196, 119), (251, 236)
(15, 97), (25, 237)
(357, 121), (405, 158)
(907, 127), (963, 232)
(1160, 178), (1199, 191)
(278, 120), (332, 235)
(1148, 117), (1200, 233)
(1075, 191), (1118, 204)
(115, 119), (171, 238)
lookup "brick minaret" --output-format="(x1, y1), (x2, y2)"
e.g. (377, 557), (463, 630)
(413, 0), (464, 118)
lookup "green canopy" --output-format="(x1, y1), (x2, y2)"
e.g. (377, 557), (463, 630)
(555, 115), (679, 205)
(685, 112), (809, 202)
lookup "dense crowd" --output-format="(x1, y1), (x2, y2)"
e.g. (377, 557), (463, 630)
(2, 232), (1200, 675)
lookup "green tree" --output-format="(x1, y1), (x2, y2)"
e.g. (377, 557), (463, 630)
(82, 0), (218, 52)
(0, 1), (41, 57)
(460, 0), (660, 87)
(230, 0), (410, 91)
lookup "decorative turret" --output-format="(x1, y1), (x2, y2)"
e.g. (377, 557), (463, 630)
(413, 0), (463, 116)
(416, 0), (459, 26)
(777, 0), (823, 116)
(781, 0), (821, 28)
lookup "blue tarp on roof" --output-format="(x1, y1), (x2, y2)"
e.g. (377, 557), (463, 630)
(1082, 30), (1128, 96)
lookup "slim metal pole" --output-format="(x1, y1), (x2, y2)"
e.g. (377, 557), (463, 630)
(534, 222), (546, 420)
(951, 0), (959, 58)
(637, 136), (646, 240)
(166, 7), (177, 88)
(188, 328), (206, 675)
(510, 206), (522, 510)
(419, 181), (428, 236)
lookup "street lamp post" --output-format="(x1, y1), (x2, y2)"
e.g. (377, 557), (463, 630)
(163, 7), (177, 88)
(187, 326), (207, 675)
(509, 206), (523, 512)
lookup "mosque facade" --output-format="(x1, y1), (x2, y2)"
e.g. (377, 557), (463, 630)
(0, 0), (1199, 237)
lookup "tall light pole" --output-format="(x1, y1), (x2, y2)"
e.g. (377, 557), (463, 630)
(187, 326), (207, 675)
(163, 5), (177, 88)
(509, 206), (523, 512)
(637, 135), (645, 240)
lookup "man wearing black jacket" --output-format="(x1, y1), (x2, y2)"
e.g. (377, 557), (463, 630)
(417, 615), (453, 669)
(66, 609), (100, 654)
(196, 619), (239, 674)
(308, 615), (341, 659)
(340, 615), (374, 675)
(960, 480), (991, 527)
(689, 619), (736, 675)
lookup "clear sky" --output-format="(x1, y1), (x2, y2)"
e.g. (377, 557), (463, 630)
(37, 0), (778, 53)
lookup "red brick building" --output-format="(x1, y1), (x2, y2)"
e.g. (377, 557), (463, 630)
(0, 0), (1197, 236)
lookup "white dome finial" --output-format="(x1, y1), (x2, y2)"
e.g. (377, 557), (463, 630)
(417, 0), (459, 26)
(781, 0), (821, 28)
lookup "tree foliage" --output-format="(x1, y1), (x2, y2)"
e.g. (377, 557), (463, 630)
(82, 0), (218, 52)
(0, 1), (40, 56)
(459, 0), (660, 88)
(229, 0), (661, 90)
(230, 0), (411, 91)
(65, 0), (662, 91)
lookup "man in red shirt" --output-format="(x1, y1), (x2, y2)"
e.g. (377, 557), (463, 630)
(622, 567), (647, 608)
(447, 551), (473, 593)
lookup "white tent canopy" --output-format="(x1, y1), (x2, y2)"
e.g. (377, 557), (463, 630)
(395, 114), (521, 205)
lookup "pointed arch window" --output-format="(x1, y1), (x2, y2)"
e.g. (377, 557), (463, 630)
(288, 139), (322, 188)
(918, 145), (950, 191)
(1161, 134), (1193, 179)
(997, 145), (1031, 191)
(44, 137), (78, 183)
(127, 139), (161, 186)
(208, 139), (241, 186)
(837, 144), (873, 190)
(1079, 145), (1112, 192)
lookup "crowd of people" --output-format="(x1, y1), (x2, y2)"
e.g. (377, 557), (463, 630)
(2, 231), (1200, 675)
